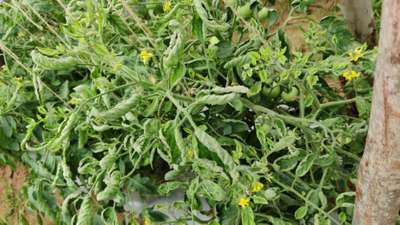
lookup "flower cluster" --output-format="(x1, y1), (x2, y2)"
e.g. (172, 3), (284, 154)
(348, 47), (362, 62)
(140, 50), (153, 64)
(238, 197), (250, 207)
(238, 181), (265, 208)
(163, 1), (172, 12)
(251, 181), (264, 193)
(342, 70), (360, 81)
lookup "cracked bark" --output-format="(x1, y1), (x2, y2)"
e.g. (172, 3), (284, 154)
(353, 1), (400, 224)
(340, 0), (377, 46)
(0, 50), (3, 67)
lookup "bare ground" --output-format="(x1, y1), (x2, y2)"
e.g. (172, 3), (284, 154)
(0, 164), (53, 225)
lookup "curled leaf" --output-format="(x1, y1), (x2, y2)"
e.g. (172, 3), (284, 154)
(76, 195), (94, 225)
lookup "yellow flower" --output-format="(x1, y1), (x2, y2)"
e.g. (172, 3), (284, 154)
(238, 197), (250, 208)
(140, 50), (153, 64)
(163, 1), (172, 12)
(187, 148), (194, 159)
(251, 181), (264, 193)
(342, 70), (360, 81)
(349, 47), (362, 62)
(144, 217), (152, 225)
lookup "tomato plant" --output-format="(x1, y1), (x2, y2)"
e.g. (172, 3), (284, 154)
(0, 0), (376, 224)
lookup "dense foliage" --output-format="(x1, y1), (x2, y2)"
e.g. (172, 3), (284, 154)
(0, 0), (377, 224)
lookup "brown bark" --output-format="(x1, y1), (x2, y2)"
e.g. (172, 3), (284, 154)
(340, 0), (377, 46)
(353, 1), (400, 224)
(0, 50), (3, 67)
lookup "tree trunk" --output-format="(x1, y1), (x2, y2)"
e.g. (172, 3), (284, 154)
(0, 50), (3, 67)
(340, 0), (377, 46)
(353, 1), (400, 224)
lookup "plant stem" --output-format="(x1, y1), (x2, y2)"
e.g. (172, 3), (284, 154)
(272, 177), (340, 224)
(319, 98), (359, 109)
(241, 98), (310, 127)
(336, 148), (360, 161)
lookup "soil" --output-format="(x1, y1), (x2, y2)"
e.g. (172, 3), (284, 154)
(280, 0), (340, 51)
(0, 164), (53, 225)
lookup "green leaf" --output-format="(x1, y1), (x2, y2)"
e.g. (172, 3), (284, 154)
(158, 181), (185, 195)
(78, 156), (99, 175)
(264, 216), (292, 225)
(212, 86), (249, 94)
(169, 62), (186, 88)
(97, 94), (140, 120)
(99, 152), (117, 170)
(247, 82), (262, 97)
(252, 195), (268, 205)
(0, 117), (13, 138)
(339, 212), (347, 223)
(0, 118), (18, 151)
(247, 51), (260, 65)
(163, 31), (183, 67)
(216, 41), (234, 58)
(294, 206), (308, 220)
(61, 190), (81, 222)
(194, 128), (235, 170)
(48, 110), (80, 152)
(193, 158), (229, 180)
(196, 93), (237, 105)
(37, 47), (63, 56)
(336, 192), (355, 208)
(198, 180), (226, 202)
(356, 97), (370, 118)
(316, 153), (335, 167)
(295, 153), (316, 177)
(187, 177), (200, 208)
(271, 134), (297, 153)
(76, 196), (94, 225)
(305, 74), (319, 87)
(241, 206), (256, 225)
(306, 189), (320, 207)
(96, 171), (122, 202)
(313, 213), (332, 225)
(147, 210), (169, 222)
(31, 50), (79, 70)
(101, 207), (119, 225)
(263, 188), (278, 200)
(193, 0), (229, 31)
(174, 125), (188, 162)
(267, 9), (278, 26)
(319, 190), (328, 209)
(224, 55), (251, 69)
(209, 36), (220, 46)
(192, 13), (204, 40)
(273, 153), (300, 171)
(221, 205), (240, 225)
(208, 219), (221, 225)
(21, 154), (54, 180)
(143, 97), (161, 117)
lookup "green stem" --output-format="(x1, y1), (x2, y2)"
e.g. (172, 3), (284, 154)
(241, 98), (311, 127)
(319, 169), (328, 190)
(272, 177), (340, 225)
(166, 92), (197, 128)
(336, 148), (360, 161)
(319, 98), (359, 109)
(298, 84), (305, 118)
